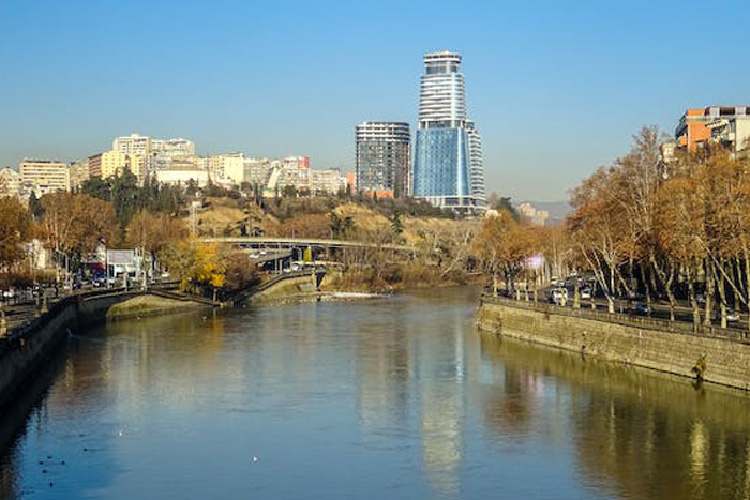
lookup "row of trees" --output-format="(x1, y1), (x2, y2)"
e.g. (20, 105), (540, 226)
(0, 186), (257, 300)
(472, 126), (750, 332)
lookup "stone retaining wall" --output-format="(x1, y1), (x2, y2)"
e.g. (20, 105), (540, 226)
(0, 290), (192, 411)
(477, 299), (750, 391)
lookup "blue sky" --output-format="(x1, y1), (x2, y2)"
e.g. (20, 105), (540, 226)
(1, 0), (749, 201)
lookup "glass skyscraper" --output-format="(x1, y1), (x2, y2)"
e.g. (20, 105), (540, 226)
(413, 51), (486, 212)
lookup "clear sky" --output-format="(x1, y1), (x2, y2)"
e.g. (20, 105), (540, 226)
(1, 0), (749, 201)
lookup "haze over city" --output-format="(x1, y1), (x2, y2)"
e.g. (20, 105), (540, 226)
(2, 0), (749, 201)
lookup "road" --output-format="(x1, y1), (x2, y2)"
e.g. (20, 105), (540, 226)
(501, 286), (750, 333)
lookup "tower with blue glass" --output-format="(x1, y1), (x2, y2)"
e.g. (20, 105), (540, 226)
(413, 51), (486, 212)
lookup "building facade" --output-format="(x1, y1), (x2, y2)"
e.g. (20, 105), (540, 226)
(113, 133), (152, 156)
(151, 138), (195, 157)
(355, 122), (410, 198)
(466, 121), (485, 202)
(676, 106), (750, 157)
(155, 168), (210, 187)
(0, 167), (21, 198)
(413, 51), (486, 212)
(68, 158), (90, 190)
(18, 159), (70, 194)
(311, 169), (346, 195)
(89, 150), (128, 179)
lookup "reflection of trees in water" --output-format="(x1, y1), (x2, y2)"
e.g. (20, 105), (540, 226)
(478, 334), (541, 438)
(573, 393), (750, 500)
(479, 331), (750, 500)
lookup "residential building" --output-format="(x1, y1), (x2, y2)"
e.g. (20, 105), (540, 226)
(243, 157), (274, 186)
(0, 167), (20, 198)
(676, 106), (750, 156)
(128, 154), (148, 185)
(218, 153), (245, 185)
(155, 168), (210, 187)
(311, 169), (345, 195)
(413, 51), (486, 212)
(276, 156), (312, 192)
(151, 137), (195, 157)
(68, 158), (90, 190)
(355, 122), (410, 198)
(345, 172), (356, 194)
(88, 150), (128, 179)
(18, 159), (70, 193)
(517, 202), (550, 227)
(466, 121), (486, 202)
(113, 133), (152, 156)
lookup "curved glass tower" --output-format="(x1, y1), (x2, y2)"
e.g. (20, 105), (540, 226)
(413, 51), (486, 212)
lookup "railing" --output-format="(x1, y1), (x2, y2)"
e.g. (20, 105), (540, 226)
(480, 294), (750, 344)
(253, 270), (317, 293)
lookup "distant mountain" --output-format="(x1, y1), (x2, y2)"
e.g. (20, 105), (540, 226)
(518, 200), (570, 219)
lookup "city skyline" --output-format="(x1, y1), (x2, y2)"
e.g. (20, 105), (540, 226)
(2, 0), (750, 202)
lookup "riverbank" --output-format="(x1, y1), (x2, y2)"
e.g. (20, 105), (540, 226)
(0, 289), (214, 413)
(477, 296), (750, 391)
(106, 294), (209, 320)
(320, 267), (483, 293)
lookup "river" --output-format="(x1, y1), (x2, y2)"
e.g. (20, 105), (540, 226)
(2, 286), (750, 499)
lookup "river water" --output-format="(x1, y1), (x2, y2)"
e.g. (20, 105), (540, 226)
(2, 286), (750, 499)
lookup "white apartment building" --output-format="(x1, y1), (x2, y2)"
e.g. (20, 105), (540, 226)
(113, 133), (152, 156)
(243, 157), (273, 186)
(276, 156), (311, 191)
(311, 169), (345, 195)
(217, 153), (245, 185)
(19, 159), (70, 193)
(69, 158), (90, 190)
(155, 168), (210, 187)
(151, 137), (195, 157)
(0, 167), (21, 198)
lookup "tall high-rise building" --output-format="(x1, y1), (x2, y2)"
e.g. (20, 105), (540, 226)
(465, 121), (485, 202)
(355, 122), (410, 198)
(413, 51), (486, 212)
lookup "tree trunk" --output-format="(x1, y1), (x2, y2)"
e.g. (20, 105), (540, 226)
(704, 259), (713, 328)
(687, 267), (700, 332)
(640, 263), (651, 316)
(716, 261), (727, 329)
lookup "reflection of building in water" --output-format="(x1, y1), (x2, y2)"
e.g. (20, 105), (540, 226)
(417, 310), (467, 497)
(355, 317), (410, 434)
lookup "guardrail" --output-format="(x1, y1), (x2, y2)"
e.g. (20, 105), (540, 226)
(480, 294), (750, 343)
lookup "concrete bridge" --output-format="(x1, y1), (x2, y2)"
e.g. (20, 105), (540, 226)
(200, 237), (417, 253)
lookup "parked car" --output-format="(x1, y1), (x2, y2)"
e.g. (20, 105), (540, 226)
(550, 287), (568, 305)
(716, 308), (740, 324)
(631, 302), (648, 316)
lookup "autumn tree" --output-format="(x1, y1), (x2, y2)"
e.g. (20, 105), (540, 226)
(0, 197), (32, 270)
(39, 192), (118, 281)
(126, 209), (188, 283)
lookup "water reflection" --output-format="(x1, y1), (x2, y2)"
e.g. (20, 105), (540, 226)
(4, 289), (750, 499)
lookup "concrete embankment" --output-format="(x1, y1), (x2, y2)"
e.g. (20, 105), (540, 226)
(106, 294), (208, 320)
(477, 297), (750, 391)
(0, 290), (209, 412)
